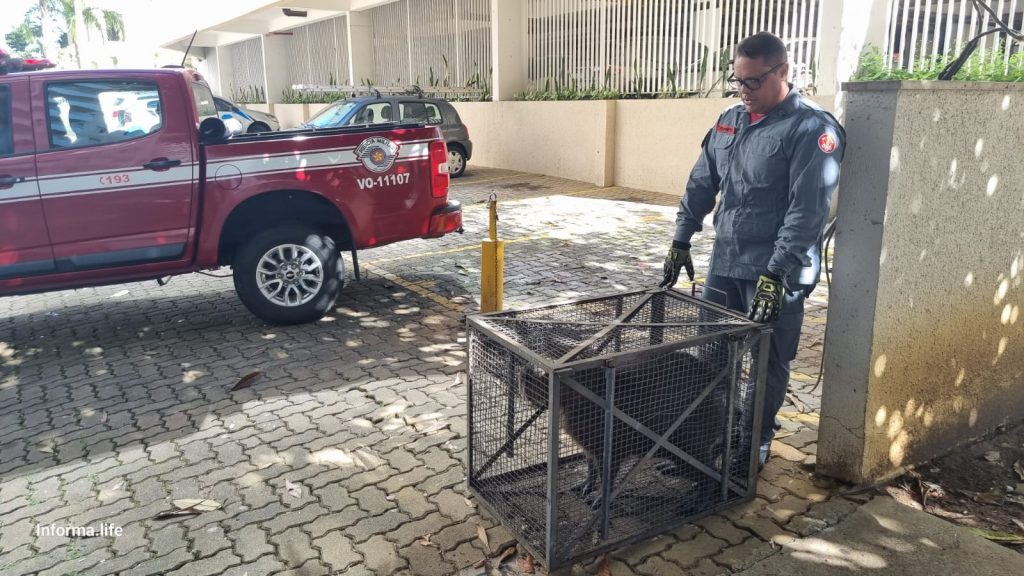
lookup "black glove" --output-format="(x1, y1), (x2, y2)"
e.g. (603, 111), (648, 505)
(660, 242), (695, 288)
(748, 274), (784, 323)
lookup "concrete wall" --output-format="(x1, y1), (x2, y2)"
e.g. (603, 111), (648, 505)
(453, 101), (615, 186)
(452, 96), (836, 194)
(818, 81), (1024, 483)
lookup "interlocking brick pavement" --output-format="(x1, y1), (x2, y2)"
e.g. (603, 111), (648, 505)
(0, 166), (853, 575)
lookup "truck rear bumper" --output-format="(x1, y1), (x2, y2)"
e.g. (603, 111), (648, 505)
(426, 200), (463, 238)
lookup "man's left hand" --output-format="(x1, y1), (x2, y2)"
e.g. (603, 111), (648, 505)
(749, 274), (784, 323)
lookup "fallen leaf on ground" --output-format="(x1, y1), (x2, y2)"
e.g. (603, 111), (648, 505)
(517, 552), (536, 573)
(1012, 518), (1024, 532)
(1014, 459), (1024, 481)
(154, 499), (222, 520)
(37, 443), (54, 454)
(419, 534), (438, 548)
(230, 371), (262, 391)
(477, 523), (490, 552)
(285, 480), (302, 499)
(965, 527), (1024, 544)
(597, 553), (612, 576)
(984, 450), (1001, 462)
(493, 546), (516, 566)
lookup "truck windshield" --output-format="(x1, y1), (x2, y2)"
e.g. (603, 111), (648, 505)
(306, 101), (358, 128)
(191, 83), (217, 120)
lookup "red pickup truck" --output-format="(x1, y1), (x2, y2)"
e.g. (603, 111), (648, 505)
(0, 68), (462, 324)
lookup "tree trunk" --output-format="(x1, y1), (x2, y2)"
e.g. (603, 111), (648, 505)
(38, 0), (54, 60)
(73, 0), (86, 67)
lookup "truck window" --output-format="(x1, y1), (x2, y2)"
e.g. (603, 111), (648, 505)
(46, 80), (163, 149)
(192, 83), (217, 119)
(0, 86), (11, 157)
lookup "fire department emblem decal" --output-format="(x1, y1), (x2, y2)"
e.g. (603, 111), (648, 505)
(818, 132), (837, 154)
(355, 137), (400, 173)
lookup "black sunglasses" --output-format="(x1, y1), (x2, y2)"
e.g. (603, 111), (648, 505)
(727, 62), (786, 91)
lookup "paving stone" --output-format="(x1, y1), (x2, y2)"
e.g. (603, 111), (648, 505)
(347, 509), (411, 543)
(432, 488), (475, 521)
(661, 533), (727, 568)
(613, 534), (676, 562)
(190, 523), (233, 558)
(81, 547), (150, 576)
(804, 497), (859, 525)
(352, 485), (394, 516)
(215, 524), (268, 565)
(399, 538), (456, 576)
(733, 515), (796, 544)
(684, 558), (730, 576)
(37, 548), (112, 576)
(270, 558), (330, 576)
(270, 527), (318, 569)
(762, 494), (813, 524)
(637, 555), (686, 576)
(379, 466), (435, 493)
(695, 515), (749, 546)
(768, 473), (831, 503)
(393, 486), (436, 519)
(221, 554), (287, 576)
(311, 530), (362, 572)
(304, 505), (366, 539)
(712, 537), (777, 571)
(356, 535), (408, 574)
(786, 515), (829, 537)
(432, 517), (479, 550)
(769, 440), (808, 463)
(388, 511), (452, 548)
(165, 549), (241, 576)
(122, 547), (195, 576)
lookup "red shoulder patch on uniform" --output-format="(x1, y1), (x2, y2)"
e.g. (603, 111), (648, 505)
(818, 132), (837, 154)
(716, 124), (736, 135)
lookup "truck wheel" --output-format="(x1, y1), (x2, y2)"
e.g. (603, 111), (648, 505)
(447, 145), (466, 178)
(233, 226), (344, 325)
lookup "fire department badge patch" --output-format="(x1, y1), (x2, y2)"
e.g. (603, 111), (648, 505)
(355, 137), (400, 173)
(818, 132), (837, 154)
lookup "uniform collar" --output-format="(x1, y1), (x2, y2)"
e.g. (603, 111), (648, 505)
(766, 84), (800, 118)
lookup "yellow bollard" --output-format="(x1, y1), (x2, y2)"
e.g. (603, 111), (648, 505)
(480, 193), (504, 312)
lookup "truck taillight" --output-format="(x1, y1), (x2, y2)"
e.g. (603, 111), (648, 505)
(430, 140), (450, 199)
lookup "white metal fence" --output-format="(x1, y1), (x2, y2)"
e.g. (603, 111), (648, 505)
(884, 0), (1024, 72)
(369, 0), (492, 88)
(226, 37), (266, 102)
(526, 0), (822, 96)
(287, 16), (351, 87)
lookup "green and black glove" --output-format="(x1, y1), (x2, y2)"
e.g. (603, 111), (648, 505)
(660, 242), (695, 288)
(748, 273), (784, 323)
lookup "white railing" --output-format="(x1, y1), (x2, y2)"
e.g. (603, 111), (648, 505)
(884, 0), (1024, 72)
(369, 0), (492, 89)
(526, 0), (823, 96)
(287, 16), (351, 87)
(226, 37), (266, 102)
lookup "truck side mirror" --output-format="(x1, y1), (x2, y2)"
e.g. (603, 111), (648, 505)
(199, 117), (227, 142)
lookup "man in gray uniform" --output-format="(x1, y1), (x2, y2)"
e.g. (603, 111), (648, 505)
(660, 32), (845, 468)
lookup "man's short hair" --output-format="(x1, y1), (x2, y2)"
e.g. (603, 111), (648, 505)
(736, 32), (788, 64)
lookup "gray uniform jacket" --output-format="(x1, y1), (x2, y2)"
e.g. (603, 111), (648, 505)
(674, 87), (845, 287)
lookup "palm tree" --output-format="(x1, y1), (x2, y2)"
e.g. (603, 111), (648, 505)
(35, 0), (126, 67)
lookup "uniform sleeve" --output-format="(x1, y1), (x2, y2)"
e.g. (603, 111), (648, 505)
(673, 125), (722, 244)
(766, 114), (845, 278)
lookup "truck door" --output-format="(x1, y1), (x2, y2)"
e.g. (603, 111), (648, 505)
(31, 72), (196, 272)
(0, 76), (54, 281)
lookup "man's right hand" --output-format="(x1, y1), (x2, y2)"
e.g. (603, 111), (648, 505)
(660, 244), (695, 288)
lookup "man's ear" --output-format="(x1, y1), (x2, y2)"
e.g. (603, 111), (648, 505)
(779, 62), (790, 79)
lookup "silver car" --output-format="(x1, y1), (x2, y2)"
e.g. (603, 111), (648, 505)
(214, 97), (280, 135)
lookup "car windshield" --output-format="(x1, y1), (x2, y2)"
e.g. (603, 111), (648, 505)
(306, 101), (358, 128)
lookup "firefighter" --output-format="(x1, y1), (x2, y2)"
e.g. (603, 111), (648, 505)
(660, 31), (846, 469)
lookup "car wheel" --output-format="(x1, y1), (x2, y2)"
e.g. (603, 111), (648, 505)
(447, 145), (466, 178)
(248, 122), (272, 134)
(233, 225), (344, 325)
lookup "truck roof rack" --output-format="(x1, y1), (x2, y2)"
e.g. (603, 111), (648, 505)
(289, 84), (483, 99)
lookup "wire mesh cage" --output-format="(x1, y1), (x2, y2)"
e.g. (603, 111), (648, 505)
(466, 288), (771, 570)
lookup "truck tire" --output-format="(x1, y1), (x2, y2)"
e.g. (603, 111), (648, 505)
(233, 225), (344, 325)
(447, 145), (467, 178)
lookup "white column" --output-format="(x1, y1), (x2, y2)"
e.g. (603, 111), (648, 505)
(214, 45), (234, 98)
(262, 34), (291, 103)
(491, 0), (528, 102)
(346, 11), (375, 85)
(818, 0), (892, 99)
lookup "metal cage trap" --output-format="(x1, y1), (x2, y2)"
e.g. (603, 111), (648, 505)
(466, 288), (771, 569)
